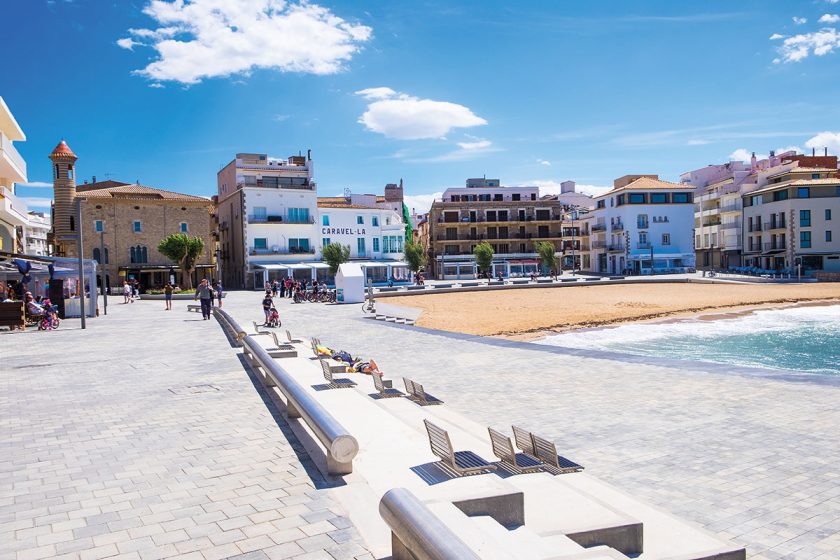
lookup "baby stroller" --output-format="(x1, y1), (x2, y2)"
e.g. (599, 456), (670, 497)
(266, 306), (281, 328)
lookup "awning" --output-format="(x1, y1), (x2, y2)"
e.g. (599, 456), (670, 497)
(306, 262), (331, 269)
(254, 264), (289, 270)
(287, 263), (313, 270)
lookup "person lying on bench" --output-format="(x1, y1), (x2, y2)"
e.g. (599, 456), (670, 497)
(315, 345), (384, 375)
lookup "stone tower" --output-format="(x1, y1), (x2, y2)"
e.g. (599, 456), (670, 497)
(50, 140), (78, 257)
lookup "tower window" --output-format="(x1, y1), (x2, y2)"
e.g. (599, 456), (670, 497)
(133, 220), (142, 232)
(95, 220), (104, 233)
(69, 216), (75, 231)
(68, 164), (73, 180)
(54, 164), (59, 179)
(180, 222), (188, 233)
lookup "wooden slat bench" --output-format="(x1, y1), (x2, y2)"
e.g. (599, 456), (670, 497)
(403, 378), (443, 406)
(317, 358), (356, 390)
(423, 420), (496, 476)
(0, 302), (25, 331)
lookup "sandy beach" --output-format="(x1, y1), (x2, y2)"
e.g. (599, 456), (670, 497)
(387, 281), (840, 338)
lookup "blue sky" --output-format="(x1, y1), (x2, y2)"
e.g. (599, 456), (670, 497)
(5, 0), (840, 214)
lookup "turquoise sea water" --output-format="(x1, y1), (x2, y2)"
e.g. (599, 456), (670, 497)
(535, 304), (840, 376)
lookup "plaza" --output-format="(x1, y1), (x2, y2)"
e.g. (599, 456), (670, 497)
(2, 291), (840, 559)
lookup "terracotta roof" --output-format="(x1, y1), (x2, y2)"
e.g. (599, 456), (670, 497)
(80, 183), (211, 203)
(748, 177), (840, 195)
(77, 180), (130, 192)
(766, 167), (837, 179)
(599, 177), (695, 197)
(50, 140), (77, 159)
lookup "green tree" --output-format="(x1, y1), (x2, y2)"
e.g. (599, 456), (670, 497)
(535, 241), (558, 277)
(473, 242), (494, 277)
(403, 240), (427, 281)
(157, 233), (205, 290)
(322, 243), (351, 274)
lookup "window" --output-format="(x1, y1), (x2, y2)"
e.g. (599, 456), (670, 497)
(662, 233), (671, 245)
(289, 238), (310, 252)
(773, 190), (788, 201)
(104, 248), (109, 264)
(322, 215), (330, 226)
(180, 222), (188, 233)
(130, 246), (148, 263)
(800, 210), (811, 227)
(357, 215), (364, 225)
(373, 238), (380, 252)
(812, 173), (820, 180)
(130, 246), (136, 263)
(597, 200), (606, 209)
(512, 193), (520, 201)
(253, 206), (267, 219)
(800, 231), (811, 248)
(797, 187), (810, 199)
(322, 238), (331, 247)
(288, 208), (310, 223)
(639, 232), (648, 244)
(67, 165), (73, 180)
(826, 209), (832, 221)
(827, 231), (833, 242)
(54, 164), (59, 178)
(672, 193), (691, 203)
(616, 194), (626, 206)
(750, 195), (761, 206)
(637, 214), (648, 229)
(372, 216), (379, 227)
(385, 217), (391, 225)
(357, 237), (366, 255)
(69, 216), (75, 231)
(93, 248), (101, 263)
(95, 220), (103, 233)
(254, 238), (267, 250)
(628, 193), (645, 204)
(650, 193), (667, 204)
(133, 220), (142, 233)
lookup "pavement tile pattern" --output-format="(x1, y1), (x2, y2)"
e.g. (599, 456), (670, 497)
(0, 297), (371, 560)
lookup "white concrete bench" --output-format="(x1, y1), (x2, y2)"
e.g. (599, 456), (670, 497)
(186, 304), (201, 312)
(373, 302), (423, 325)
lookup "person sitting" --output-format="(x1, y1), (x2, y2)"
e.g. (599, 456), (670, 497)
(25, 292), (45, 318)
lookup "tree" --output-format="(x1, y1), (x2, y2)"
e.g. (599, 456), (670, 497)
(322, 243), (351, 274)
(473, 242), (494, 278)
(157, 233), (205, 290)
(403, 240), (426, 280)
(535, 241), (558, 277)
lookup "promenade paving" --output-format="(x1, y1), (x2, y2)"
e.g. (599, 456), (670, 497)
(217, 291), (839, 560)
(0, 299), (372, 560)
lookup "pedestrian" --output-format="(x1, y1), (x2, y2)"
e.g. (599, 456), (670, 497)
(213, 280), (223, 308)
(271, 280), (279, 297)
(261, 291), (273, 325)
(164, 282), (173, 310)
(123, 280), (131, 304)
(284, 277), (292, 298)
(279, 277), (286, 298)
(194, 278), (213, 320)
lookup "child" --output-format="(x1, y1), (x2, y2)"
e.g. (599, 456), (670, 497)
(261, 292), (273, 325)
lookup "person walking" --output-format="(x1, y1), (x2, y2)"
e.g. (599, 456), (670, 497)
(164, 282), (173, 310)
(213, 280), (223, 308)
(279, 277), (286, 298)
(194, 278), (213, 320)
(122, 280), (131, 304)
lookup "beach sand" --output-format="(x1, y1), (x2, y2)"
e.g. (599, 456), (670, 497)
(386, 282), (840, 339)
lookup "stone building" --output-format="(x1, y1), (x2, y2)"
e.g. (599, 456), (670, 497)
(49, 140), (216, 290)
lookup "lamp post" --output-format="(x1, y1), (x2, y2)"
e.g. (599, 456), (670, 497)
(75, 198), (86, 329)
(99, 230), (107, 315)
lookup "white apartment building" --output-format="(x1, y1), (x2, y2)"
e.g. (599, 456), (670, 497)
(0, 97), (28, 253)
(24, 211), (50, 256)
(216, 152), (408, 289)
(588, 175), (696, 274)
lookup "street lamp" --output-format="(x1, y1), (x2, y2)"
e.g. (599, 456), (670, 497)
(75, 198), (86, 329)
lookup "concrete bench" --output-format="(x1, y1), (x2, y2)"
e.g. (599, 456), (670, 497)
(378, 287), (399, 292)
(373, 302), (423, 325)
(608, 276), (625, 280)
(560, 278), (577, 283)
(459, 282), (480, 287)
(434, 283), (453, 289)
(186, 304), (201, 312)
(509, 279), (530, 285)
(405, 285), (426, 291)
(536, 279), (554, 284)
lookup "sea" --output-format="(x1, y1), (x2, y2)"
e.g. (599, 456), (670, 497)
(534, 304), (840, 377)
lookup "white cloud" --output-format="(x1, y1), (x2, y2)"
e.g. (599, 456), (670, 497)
(19, 197), (54, 209)
(521, 180), (611, 198)
(793, 16), (808, 25)
(819, 13), (840, 23)
(687, 139), (712, 146)
(403, 192), (442, 213)
(457, 140), (492, 151)
(148, 83), (165, 88)
(729, 148), (755, 162)
(769, 33), (786, 40)
(120, 0), (371, 84)
(536, 158), (551, 166)
(805, 131), (840, 154)
(273, 114), (290, 122)
(355, 88), (487, 140)
(728, 146), (803, 162)
(116, 37), (137, 50)
(774, 27), (840, 62)
(17, 181), (53, 189)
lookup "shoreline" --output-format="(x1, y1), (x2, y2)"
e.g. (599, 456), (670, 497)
(501, 297), (840, 342)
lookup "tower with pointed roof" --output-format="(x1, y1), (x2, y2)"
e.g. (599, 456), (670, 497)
(50, 140), (78, 257)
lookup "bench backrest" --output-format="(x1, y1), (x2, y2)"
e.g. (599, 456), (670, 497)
(424, 419), (454, 463)
(286, 329), (294, 343)
(310, 337), (320, 356)
(511, 425), (536, 456)
(488, 428), (515, 464)
(403, 377), (416, 395)
(531, 433), (559, 467)
(373, 373), (386, 393)
(318, 358), (334, 382)
(409, 380), (427, 403)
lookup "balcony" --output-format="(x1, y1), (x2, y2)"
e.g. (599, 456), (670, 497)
(250, 246), (315, 255)
(608, 244), (626, 252)
(719, 203), (740, 213)
(636, 242), (651, 250)
(237, 179), (314, 191)
(591, 224), (607, 232)
(765, 221), (786, 231)
(637, 221), (649, 230)
(0, 132), (27, 183)
(611, 222), (624, 232)
(248, 214), (315, 224)
(763, 242), (785, 252)
(719, 222), (741, 230)
(702, 217), (721, 227)
(591, 241), (607, 249)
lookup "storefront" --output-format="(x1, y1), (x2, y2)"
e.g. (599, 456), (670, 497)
(0, 253), (98, 318)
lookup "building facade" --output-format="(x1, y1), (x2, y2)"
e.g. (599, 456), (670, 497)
(426, 178), (590, 279)
(50, 141), (216, 289)
(216, 152), (408, 289)
(588, 175), (696, 274)
(24, 212), (50, 256)
(0, 97), (28, 253)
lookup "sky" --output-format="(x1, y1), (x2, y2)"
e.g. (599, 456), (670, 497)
(5, 0), (840, 215)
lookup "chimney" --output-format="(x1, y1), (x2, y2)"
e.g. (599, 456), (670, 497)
(307, 149), (311, 160)
(92, 175), (96, 183)
(750, 152), (757, 172)
(826, 147), (829, 156)
(560, 180), (576, 194)
(770, 150), (775, 157)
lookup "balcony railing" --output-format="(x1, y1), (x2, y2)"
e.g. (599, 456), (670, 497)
(765, 221), (786, 231)
(591, 224), (607, 232)
(591, 241), (607, 249)
(719, 203), (740, 213)
(611, 222), (624, 231)
(248, 214), (315, 224)
(237, 180), (314, 191)
(719, 222), (741, 230)
(0, 132), (27, 179)
(763, 242), (785, 251)
(702, 218), (721, 227)
(637, 221), (649, 229)
(636, 242), (651, 250)
(250, 247), (315, 255)
(608, 244), (626, 252)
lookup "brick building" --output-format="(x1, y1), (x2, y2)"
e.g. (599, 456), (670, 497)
(49, 141), (216, 290)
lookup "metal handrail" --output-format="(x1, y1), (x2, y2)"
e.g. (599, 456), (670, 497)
(379, 488), (480, 560)
(240, 335), (359, 475)
(213, 308), (247, 346)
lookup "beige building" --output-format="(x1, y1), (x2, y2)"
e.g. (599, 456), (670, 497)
(741, 164), (840, 273)
(49, 141), (216, 290)
(0, 96), (29, 253)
